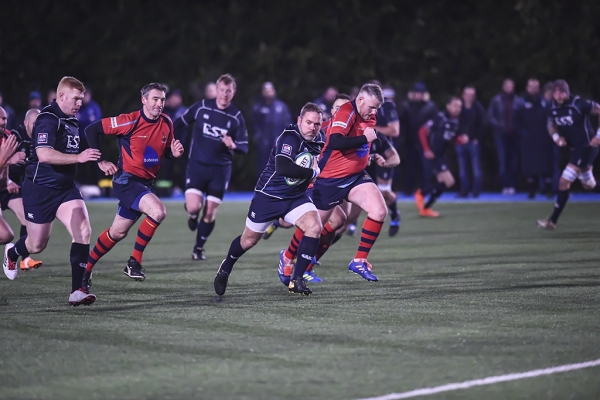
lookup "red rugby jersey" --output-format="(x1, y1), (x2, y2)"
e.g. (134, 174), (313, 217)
(100, 110), (173, 180)
(318, 101), (376, 179)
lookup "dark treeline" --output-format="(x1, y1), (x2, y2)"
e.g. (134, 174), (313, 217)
(1, 0), (599, 189)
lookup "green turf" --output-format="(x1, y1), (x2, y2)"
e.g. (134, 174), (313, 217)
(1, 201), (599, 400)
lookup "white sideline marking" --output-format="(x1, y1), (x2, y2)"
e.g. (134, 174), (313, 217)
(357, 358), (600, 400)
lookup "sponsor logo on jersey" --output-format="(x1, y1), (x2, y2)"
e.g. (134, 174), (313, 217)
(143, 146), (160, 168)
(356, 143), (369, 158)
(67, 134), (80, 150)
(332, 121), (347, 128)
(203, 114), (210, 119)
(555, 116), (573, 126)
(38, 133), (48, 144)
(281, 144), (292, 155)
(203, 123), (228, 139)
(111, 117), (118, 128)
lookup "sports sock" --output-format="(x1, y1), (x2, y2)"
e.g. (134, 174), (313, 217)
(355, 217), (384, 259)
(219, 235), (247, 274)
(424, 182), (446, 209)
(87, 229), (119, 272)
(331, 233), (343, 245)
(19, 225), (27, 238)
(292, 236), (319, 280)
(131, 216), (160, 263)
(285, 228), (304, 260)
(8, 235), (29, 262)
(195, 219), (215, 249)
(314, 222), (336, 261)
(388, 201), (399, 220)
(70, 242), (89, 292)
(550, 189), (570, 224)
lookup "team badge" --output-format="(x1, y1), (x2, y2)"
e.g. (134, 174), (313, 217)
(162, 135), (167, 143)
(282, 144), (292, 155)
(38, 133), (48, 144)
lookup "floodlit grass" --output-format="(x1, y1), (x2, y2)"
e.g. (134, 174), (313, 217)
(1, 201), (599, 399)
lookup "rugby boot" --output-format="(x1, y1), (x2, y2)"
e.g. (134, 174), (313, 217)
(303, 269), (323, 283)
(419, 208), (440, 218)
(348, 258), (378, 282)
(192, 247), (206, 260)
(262, 223), (278, 240)
(123, 256), (146, 281)
(537, 218), (556, 230)
(278, 250), (294, 286)
(20, 257), (43, 271)
(3, 243), (17, 280)
(69, 288), (96, 307)
(389, 215), (401, 237)
(214, 260), (230, 296)
(288, 278), (312, 296)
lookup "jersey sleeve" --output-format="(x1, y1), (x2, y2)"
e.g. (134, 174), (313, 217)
(384, 103), (399, 123)
(232, 113), (249, 154)
(575, 98), (595, 114)
(328, 106), (354, 136)
(179, 101), (202, 126)
(101, 112), (138, 135)
(274, 131), (300, 161)
(33, 113), (58, 149)
(374, 132), (392, 155)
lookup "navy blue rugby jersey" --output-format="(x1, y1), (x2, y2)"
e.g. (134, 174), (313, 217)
(254, 124), (325, 199)
(422, 111), (460, 158)
(549, 96), (596, 148)
(26, 102), (81, 189)
(176, 98), (248, 165)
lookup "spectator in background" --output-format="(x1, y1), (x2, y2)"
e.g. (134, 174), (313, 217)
(515, 78), (556, 198)
(314, 86), (338, 120)
(76, 88), (102, 131)
(488, 78), (523, 194)
(401, 82), (438, 196)
(252, 82), (291, 178)
(455, 86), (486, 197)
(46, 89), (56, 106)
(17, 91), (43, 125)
(543, 81), (561, 192)
(75, 88), (102, 188)
(205, 82), (217, 99)
(0, 91), (17, 130)
(161, 89), (189, 194)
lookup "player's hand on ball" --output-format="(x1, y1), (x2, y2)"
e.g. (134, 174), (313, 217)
(222, 134), (236, 149)
(373, 154), (386, 167)
(7, 181), (20, 194)
(77, 148), (102, 163)
(424, 150), (435, 160)
(364, 128), (377, 143)
(171, 139), (184, 157)
(590, 136), (600, 147)
(97, 160), (118, 176)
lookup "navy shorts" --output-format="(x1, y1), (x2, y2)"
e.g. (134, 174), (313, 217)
(426, 156), (449, 175)
(22, 179), (83, 224)
(246, 192), (316, 233)
(569, 146), (599, 169)
(112, 174), (154, 221)
(311, 172), (374, 210)
(0, 189), (20, 211)
(375, 165), (394, 181)
(185, 161), (232, 203)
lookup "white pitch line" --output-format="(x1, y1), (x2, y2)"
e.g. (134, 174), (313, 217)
(357, 358), (600, 400)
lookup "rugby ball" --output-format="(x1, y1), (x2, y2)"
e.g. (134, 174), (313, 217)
(284, 152), (313, 186)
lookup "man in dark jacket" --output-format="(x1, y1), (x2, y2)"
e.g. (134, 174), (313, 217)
(488, 78), (523, 194)
(515, 79), (557, 198)
(455, 86), (486, 197)
(400, 82), (438, 195)
(252, 82), (292, 178)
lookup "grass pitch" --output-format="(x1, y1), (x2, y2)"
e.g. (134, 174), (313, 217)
(1, 200), (599, 399)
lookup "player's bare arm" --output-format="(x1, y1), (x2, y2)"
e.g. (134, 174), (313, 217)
(548, 120), (567, 147)
(379, 147), (400, 168)
(36, 147), (101, 164)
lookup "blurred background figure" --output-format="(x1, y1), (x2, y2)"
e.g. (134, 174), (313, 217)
(0, 91), (17, 130)
(401, 82), (438, 196)
(76, 88), (102, 131)
(46, 89), (56, 106)
(205, 82), (217, 99)
(516, 78), (556, 198)
(543, 81), (561, 192)
(75, 87), (103, 195)
(251, 81), (291, 178)
(488, 78), (523, 194)
(314, 86), (338, 120)
(160, 89), (189, 195)
(455, 86), (487, 198)
(18, 91), (42, 124)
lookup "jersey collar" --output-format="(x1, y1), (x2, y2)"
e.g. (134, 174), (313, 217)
(140, 108), (159, 123)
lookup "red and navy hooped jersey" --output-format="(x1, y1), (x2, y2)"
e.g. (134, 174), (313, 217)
(549, 95), (596, 148)
(27, 102), (81, 189)
(177, 98), (248, 166)
(100, 109), (173, 180)
(318, 100), (376, 179)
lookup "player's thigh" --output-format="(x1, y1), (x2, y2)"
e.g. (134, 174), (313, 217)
(328, 205), (347, 230)
(348, 182), (386, 218)
(7, 198), (26, 225)
(25, 221), (53, 253)
(184, 190), (204, 213)
(240, 225), (264, 250)
(138, 192), (167, 222)
(56, 199), (92, 244)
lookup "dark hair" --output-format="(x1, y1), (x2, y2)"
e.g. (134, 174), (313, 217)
(217, 74), (236, 89)
(447, 95), (461, 105)
(553, 79), (570, 96)
(359, 83), (384, 104)
(542, 82), (554, 93)
(141, 83), (168, 98)
(335, 93), (351, 101)
(300, 102), (323, 118)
